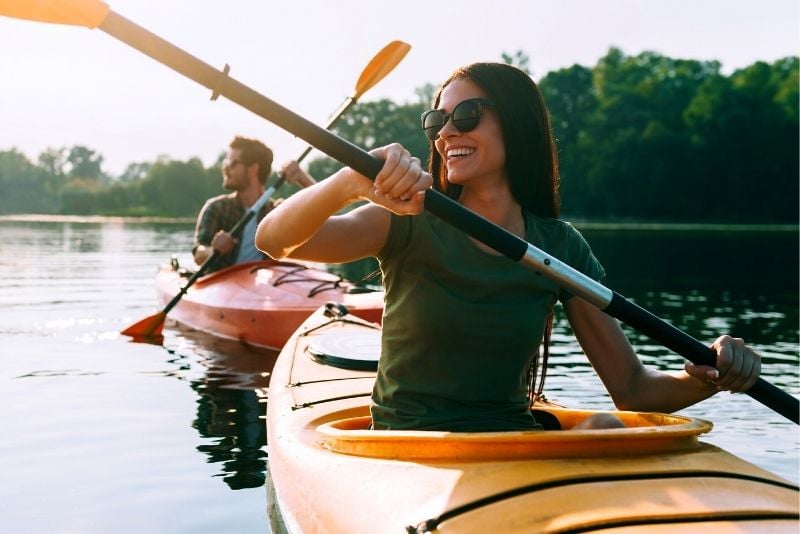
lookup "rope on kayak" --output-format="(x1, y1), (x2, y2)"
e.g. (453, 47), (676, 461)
(406, 470), (799, 533)
(545, 511), (800, 533)
(291, 392), (371, 411)
(266, 264), (349, 297)
(284, 302), (380, 410)
(287, 376), (375, 388)
(294, 303), (381, 338)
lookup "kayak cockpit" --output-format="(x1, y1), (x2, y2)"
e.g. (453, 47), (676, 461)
(315, 406), (713, 460)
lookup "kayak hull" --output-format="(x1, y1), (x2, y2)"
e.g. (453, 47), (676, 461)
(155, 259), (383, 350)
(266, 307), (799, 533)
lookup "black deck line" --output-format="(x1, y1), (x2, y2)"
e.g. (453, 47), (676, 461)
(409, 470), (799, 532)
(545, 511), (800, 533)
(288, 376), (374, 387)
(291, 392), (371, 410)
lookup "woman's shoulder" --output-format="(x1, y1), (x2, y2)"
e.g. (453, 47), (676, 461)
(524, 212), (596, 255)
(524, 212), (582, 239)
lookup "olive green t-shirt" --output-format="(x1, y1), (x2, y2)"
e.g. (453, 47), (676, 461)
(373, 210), (605, 431)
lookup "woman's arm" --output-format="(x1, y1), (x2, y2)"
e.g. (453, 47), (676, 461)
(255, 143), (430, 263)
(564, 296), (760, 413)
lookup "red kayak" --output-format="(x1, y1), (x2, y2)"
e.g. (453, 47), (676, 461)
(155, 259), (383, 350)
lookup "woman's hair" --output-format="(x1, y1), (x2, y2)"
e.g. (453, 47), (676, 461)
(428, 62), (560, 218)
(230, 135), (273, 185)
(429, 64), (560, 394)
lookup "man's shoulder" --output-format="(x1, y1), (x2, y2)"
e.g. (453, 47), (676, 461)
(205, 192), (237, 204)
(202, 192), (238, 210)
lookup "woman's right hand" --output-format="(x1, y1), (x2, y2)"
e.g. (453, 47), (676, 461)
(359, 143), (431, 215)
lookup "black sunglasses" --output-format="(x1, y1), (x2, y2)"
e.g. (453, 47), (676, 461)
(223, 157), (247, 168)
(420, 98), (495, 140)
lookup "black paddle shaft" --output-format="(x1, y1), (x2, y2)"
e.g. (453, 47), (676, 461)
(606, 294), (799, 425)
(99, 10), (798, 424)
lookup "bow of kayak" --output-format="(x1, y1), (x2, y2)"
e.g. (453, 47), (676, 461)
(266, 305), (799, 533)
(154, 259), (383, 349)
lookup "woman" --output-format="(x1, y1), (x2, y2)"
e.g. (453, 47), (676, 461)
(257, 62), (760, 432)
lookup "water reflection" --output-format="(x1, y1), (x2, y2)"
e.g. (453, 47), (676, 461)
(162, 324), (278, 490)
(193, 385), (267, 490)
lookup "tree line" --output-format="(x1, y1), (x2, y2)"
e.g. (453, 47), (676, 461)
(1, 48), (796, 223)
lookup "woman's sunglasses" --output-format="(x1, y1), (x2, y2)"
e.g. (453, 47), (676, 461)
(420, 98), (495, 140)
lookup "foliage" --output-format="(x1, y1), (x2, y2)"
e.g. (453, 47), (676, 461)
(1, 49), (796, 223)
(0, 148), (60, 213)
(539, 50), (798, 222)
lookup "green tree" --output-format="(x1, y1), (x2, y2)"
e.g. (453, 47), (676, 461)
(0, 149), (59, 213)
(306, 98), (429, 179)
(539, 64), (598, 215)
(135, 157), (221, 217)
(37, 147), (67, 178)
(118, 161), (152, 183)
(685, 57), (799, 222)
(501, 49), (531, 75)
(576, 49), (721, 219)
(66, 145), (105, 181)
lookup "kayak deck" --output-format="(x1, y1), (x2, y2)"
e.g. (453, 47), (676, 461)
(267, 307), (799, 533)
(154, 259), (383, 349)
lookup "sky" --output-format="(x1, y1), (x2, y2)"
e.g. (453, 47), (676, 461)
(0, 0), (797, 177)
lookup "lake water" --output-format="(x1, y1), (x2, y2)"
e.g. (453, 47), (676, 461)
(0, 217), (797, 533)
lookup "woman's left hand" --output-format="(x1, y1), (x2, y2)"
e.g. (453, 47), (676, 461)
(685, 335), (761, 393)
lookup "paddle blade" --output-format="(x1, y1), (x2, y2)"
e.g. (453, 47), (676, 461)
(353, 40), (411, 99)
(121, 311), (166, 339)
(0, 0), (109, 28)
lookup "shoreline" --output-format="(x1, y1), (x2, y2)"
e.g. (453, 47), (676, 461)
(1, 213), (795, 232)
(0, 213), (195, 224)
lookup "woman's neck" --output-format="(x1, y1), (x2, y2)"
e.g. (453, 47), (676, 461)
(459, 185), (524, 236)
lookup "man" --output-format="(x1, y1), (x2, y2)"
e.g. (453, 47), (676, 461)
(192, 135), (314, 273)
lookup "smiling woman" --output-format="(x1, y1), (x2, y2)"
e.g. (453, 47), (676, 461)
(254, 60), (797, 436)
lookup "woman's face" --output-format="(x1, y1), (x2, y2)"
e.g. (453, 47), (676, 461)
(434, 77), (506, 188)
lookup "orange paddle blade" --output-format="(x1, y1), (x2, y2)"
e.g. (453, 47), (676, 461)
(353, 40), (411, 99)
(121, 311), (166, 339)
(0, 0), (109, 28)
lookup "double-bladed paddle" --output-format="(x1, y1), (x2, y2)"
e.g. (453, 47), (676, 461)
(2, 0), (796, 424)
(118, 38), (409, 339)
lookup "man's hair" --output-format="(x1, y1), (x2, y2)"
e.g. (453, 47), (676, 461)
(230, 135), (273, 185)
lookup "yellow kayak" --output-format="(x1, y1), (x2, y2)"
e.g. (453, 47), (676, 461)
(266, 305), (799, 533)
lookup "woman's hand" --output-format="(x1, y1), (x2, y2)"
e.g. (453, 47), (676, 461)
(365, 143), (431, 215)
(685, 335), (761, 393)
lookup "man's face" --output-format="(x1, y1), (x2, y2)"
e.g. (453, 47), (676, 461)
(222, 148), (248, 190)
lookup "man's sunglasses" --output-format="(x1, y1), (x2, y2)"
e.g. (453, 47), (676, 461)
(420, 98), (495, 140)
(223, 158), (247, 169)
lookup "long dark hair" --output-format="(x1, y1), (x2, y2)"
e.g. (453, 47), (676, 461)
(428, 62), (561, 219)
(428, 63), (560, 400)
